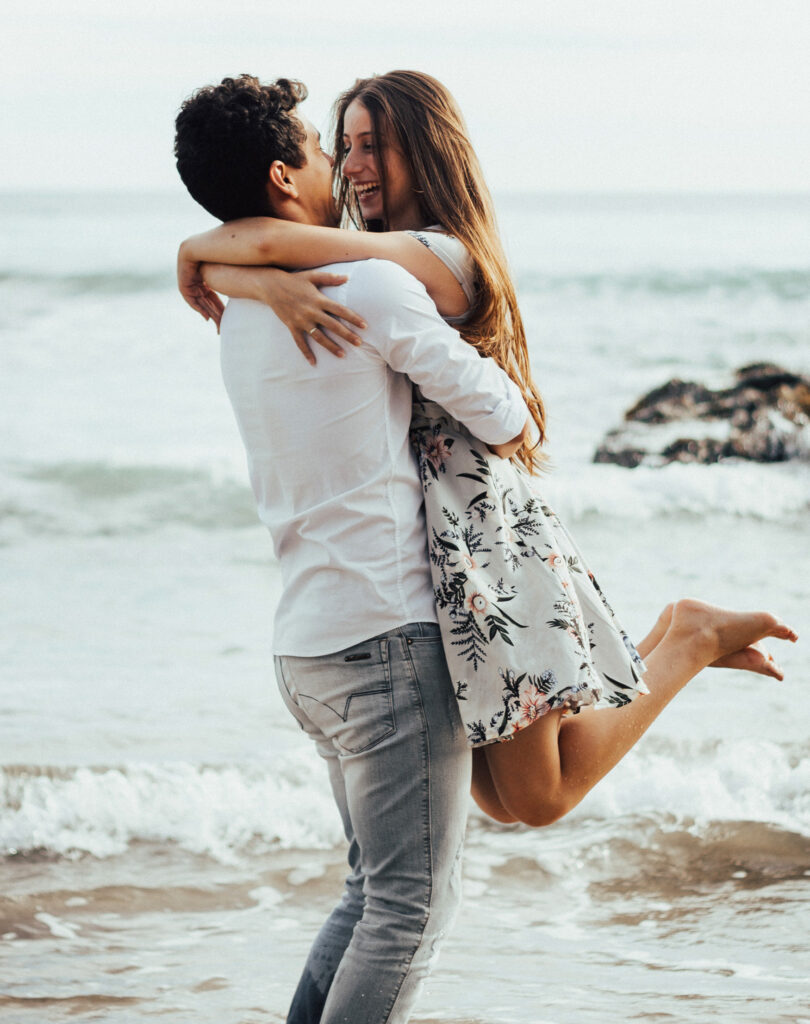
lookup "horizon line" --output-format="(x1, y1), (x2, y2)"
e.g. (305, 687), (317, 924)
(1, 186), (809, 198)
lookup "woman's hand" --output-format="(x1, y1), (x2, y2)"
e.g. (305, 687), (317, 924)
(178, 250), (226, 325)
(250, 268), (367, 365)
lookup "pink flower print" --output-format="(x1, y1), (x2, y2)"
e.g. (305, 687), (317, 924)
(519, 686), (549, 725)
(424, 435), (453, 471)
(547, 551), (563, 570)
(465, 591), (488, 615)
(461, 554), (477, 571)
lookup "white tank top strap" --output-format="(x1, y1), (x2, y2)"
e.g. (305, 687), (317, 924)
(405, 227), (476, 315)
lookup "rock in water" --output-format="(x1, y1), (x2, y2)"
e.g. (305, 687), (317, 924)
(594, 363), (810, 468)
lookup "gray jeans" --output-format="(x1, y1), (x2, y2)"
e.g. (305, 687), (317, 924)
(275, 621), (472, 1024)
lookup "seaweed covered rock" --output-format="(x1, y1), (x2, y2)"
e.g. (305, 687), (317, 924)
(594, 363), (810, 468)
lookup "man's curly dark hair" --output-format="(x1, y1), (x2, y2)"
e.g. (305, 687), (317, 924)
(175, 75), (308, 222)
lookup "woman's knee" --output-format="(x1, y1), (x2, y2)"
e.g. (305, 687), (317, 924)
(471, 748), (519, 823)
(499, 786), (573, 828)
(472, 792), (519, 823)
(471, 780), (519, 823)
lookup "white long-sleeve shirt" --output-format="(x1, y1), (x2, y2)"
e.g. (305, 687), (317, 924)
(220, 257), (529, 656)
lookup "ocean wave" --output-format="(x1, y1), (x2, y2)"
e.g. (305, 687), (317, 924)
(543, 459), (810, 522)
(518, 266), (810, 301)
(2, 456), (807, 545)
(3, 738), (808, 863)
(0, 757), (343, 863)
(2, 265), (809, 304)
(1, 461), (258, 539)
(0, 269), (173, 296)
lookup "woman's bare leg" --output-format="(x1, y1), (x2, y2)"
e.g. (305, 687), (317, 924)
(470, 599), (793, 821)
(472, 747), (518, 822)
(634, 602), (675, 659)
(471, 603), (676, 820)
(480, 599), (797, 827)
(470, 600), (786, 819)
(471, 603), (675, 821)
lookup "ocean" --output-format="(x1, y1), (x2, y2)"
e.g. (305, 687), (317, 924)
(1, 190), (809, 1024)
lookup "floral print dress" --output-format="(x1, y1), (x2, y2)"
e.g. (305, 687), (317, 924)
(407, 230), (649, 747)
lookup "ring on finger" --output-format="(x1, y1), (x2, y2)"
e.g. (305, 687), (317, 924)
(308, 325), (320, 336)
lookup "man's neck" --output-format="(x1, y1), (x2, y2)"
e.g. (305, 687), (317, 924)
(268, 197), (334, 229)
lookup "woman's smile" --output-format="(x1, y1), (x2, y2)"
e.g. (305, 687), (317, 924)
(354, 181), (381, 201)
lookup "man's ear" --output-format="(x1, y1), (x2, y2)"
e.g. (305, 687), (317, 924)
(268, 160), (299, 200)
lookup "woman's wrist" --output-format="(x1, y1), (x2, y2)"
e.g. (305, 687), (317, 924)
(248, 265), (282, 303)
(199, 262), (263, 302)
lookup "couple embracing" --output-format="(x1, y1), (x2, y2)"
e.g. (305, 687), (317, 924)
(174, 70), (796, 1024)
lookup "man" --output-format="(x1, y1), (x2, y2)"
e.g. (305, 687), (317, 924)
(174, 75), (528, 1023)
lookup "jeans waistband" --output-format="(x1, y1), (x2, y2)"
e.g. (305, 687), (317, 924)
(368, 621), (441, 643)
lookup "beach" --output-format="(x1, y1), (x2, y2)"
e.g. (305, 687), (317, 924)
(1, 190), (809, 1024)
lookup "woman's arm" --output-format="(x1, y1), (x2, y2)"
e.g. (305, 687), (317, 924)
(180, 218), (468, 318)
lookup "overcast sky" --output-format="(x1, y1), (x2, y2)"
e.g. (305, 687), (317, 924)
(3, 0), (810, 193)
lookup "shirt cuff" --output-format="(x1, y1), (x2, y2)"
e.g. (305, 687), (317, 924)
(469, 389), (530, 446)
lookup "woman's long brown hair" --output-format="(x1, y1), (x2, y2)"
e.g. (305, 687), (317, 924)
(331, 70), (547, 473)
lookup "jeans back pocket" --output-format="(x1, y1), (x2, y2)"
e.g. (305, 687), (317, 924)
(282, 641), (396, 755)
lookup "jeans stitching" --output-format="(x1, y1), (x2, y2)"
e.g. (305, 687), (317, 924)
(298, 685), (395, 756)
(275, 656), (295, 701)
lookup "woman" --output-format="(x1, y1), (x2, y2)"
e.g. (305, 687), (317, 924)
(178, 71), (797, 826)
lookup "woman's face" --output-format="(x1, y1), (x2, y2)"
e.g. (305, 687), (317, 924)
(341, 99), (423, 230)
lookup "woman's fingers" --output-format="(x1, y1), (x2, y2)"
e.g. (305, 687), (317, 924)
(203, 291), (224, 328)
(178, 256), (209, 316)
(181, 288), (207, 317)
(293, 330), (317, 366)
(309, 326), (345, 359)
(304, 271), (349, 288)
(208, 291), (225, 318)
(325, 302), (367, 331)
(189, 286), (224, 329)
(181, 282), (223, 327)
(299, 270), (367, 332)
(198, 296), (217, 323)
(330, 305), (366, 331)
(291, 328), (346, 365)
(322, 313), (363, 347)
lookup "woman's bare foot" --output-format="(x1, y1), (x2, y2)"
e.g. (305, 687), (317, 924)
(712, 641), (785, 680)
(666, 598), (798, 669)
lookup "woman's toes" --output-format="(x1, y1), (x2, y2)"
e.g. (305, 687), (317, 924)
(711, 643), (785, 680)
(770, 621), (799, 643)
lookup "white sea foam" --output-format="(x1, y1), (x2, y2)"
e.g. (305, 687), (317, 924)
(543, 459), (810, 522)
(3, 738), (808, 863)
(0, 755), (342, 863)
(571, 737), (810, 833)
